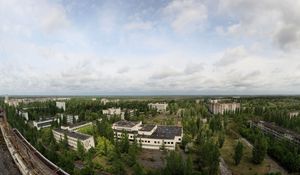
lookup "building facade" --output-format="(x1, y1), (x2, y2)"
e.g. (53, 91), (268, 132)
(33, 117), (58, 130)
(112, 120), (182, 150)
(56, 102), (66, 111)
(52, 128), (95, 150)
(208, 100), (240, 114)
(148, 103), (168, 112)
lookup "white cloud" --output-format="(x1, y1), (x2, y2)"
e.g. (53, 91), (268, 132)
(163, 0), (207, 33)
(217, 0), (300, 50)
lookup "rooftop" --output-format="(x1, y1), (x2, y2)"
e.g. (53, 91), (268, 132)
(62, 121), (91, 129)
(139, 125), (182, 139)
(113, 120), (140, 128)
(53, 128), (91, 140)
(139, 125), (156, 132)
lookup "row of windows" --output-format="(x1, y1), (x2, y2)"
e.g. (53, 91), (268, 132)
(139, 140), (174, 145)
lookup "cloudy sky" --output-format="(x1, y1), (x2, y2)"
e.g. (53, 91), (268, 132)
(1, 0), (300, 95)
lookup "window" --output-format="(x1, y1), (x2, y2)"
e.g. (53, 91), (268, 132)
(168, 142), (170, 144)
(158, 141), (160, 144)
(171, 142), (173, 144)
(164, 142), (166, 144)
(148, 141), (150, 143)
(154, 141), (156, 144)
(178, 138), (181, 141)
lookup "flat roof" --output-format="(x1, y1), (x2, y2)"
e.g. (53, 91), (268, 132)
(113, 120), (140, 128)
(62, 121), (91, 128)
(139, 125), (182, 140)
(139, 125), (156, 131)
(53, 128), (92, 140)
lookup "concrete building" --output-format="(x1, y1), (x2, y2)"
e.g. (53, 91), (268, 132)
(65, 115), (79, 124)
(56, 102), (66, 111)
(148, 103), (168, 112)
(112, 120), (183, 150)
(61, 121), (93, 131)
(52, 128), (95, 151)
(208, 100), (240, 114)
(4, 95), (9, 104)
(289, 111), (299, 118)
(33, 117), (58, 130)
(100, 98), (120, 105)
(18, 111), (29, 121)
(103, 107), (122, 115)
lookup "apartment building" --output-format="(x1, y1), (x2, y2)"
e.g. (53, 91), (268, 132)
(52, 128), (95, 150)
(56, 101), (66, 111)
(112, 120), (183, 150)
(148, 103), (168, 112)
(208, 100), (240, 114)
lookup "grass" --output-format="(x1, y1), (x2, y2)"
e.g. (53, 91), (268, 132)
(220, 128), (288, 175)
(77, 125), (94, 135)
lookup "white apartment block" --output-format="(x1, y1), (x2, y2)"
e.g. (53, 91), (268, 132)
(148, 103), (168, 112)
(112, 120), (183, 150)
(18, 111), (29, 121)
(208, 100), (240, 114)
(56, 101), (66, 111)
(289, 111), (299, 119)
(33, 117), (58, 130)
(103, 107), (121, 115)
(52, 128), (95, 151)
(65, 114), (79, 124)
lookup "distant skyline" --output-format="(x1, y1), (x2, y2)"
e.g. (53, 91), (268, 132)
(1, 0), (300, 95)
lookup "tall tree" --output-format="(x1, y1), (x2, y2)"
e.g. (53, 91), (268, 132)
(233, 141), (243, 165)
(252, 136), (268, 164)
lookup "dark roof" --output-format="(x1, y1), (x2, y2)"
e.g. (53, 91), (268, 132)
(62, 121), (91, 128)
(139, 126), (182, 140)
(139, 125), (156, 131)
(113, 120), (139, 128)
(53, 128), (91, 140)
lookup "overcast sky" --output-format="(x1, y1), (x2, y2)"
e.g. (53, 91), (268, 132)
(1, 0), (300, 95)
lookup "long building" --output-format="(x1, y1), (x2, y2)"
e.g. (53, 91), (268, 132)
(52, 128), (95, 151)
(33, 117), (58, 130)
(208, 99), (240, 114)
(112, 120), (182, 150)
(250, 120), (300, 145)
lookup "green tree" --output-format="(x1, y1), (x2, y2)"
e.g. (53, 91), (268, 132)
(218, 132), (225, 148)
(233, 141), (243, 165)
(77, 140), (85, 160)
(252, 136), (268, 164)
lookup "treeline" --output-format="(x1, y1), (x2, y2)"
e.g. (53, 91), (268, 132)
(240, 126), (300, 173)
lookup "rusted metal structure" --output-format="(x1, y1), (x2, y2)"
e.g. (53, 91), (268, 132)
(0, 109), (69, 175)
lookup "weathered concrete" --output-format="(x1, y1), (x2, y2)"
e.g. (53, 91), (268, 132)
(0, 127), (21, 175)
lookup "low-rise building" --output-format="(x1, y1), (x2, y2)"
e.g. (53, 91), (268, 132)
(52, 128), (95, 151)
(33, 117), (58, 130)
(56, 101), (66, 111)
(148, 103), (168, 112)
(61, 121), (93, 131)
(100, 98), (120, 105)
(208, 100), (240, 114)
(112, 120), (183, 150)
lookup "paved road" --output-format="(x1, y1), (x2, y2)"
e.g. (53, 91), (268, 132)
(219, 157), (232, 175)
(0, 128), (21, 175)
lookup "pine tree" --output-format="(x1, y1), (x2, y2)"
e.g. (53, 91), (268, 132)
(233, 141), (243, 165)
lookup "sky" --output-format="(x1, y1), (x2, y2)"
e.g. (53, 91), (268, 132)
(1, 0), (300, 95)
